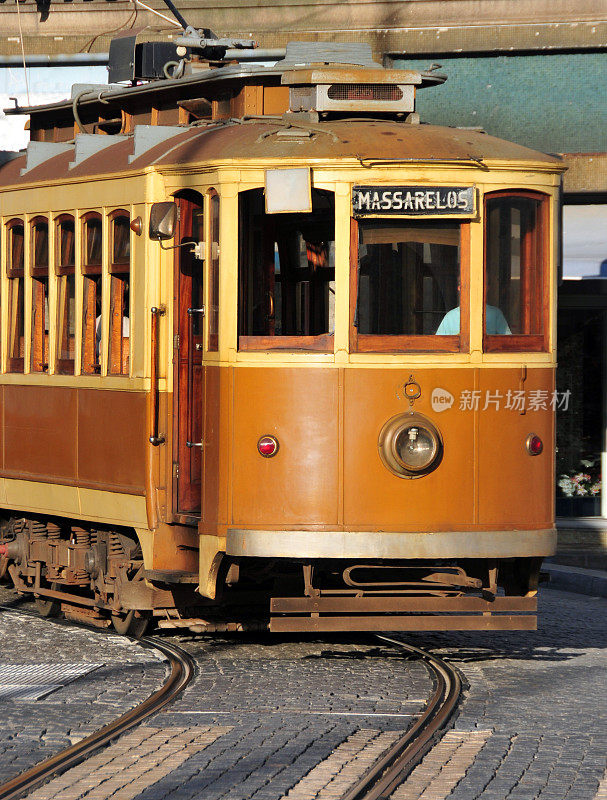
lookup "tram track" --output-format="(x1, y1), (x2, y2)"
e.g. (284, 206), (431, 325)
(0, 606), (196, 800)
(340, 635), (463, 800)
(0, 600), (462, 800)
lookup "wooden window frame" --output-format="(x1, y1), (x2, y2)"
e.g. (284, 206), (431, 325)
(349, 217), (470, 354)
(55, 213), (76, 375)
(81, 212), (103, 374)
(55, 213), (75, 276)
(30, 215), (49, 278)
(6, 218), (25, 372)
(108, 209), (130, 376)
(483, 190), (550, 354)
(7, 218), (24, 279)
(82, 211), (102, 275)
(109, 209), (130, 274)
(30, 215), (50, 373)
(237, 189), (336, 353)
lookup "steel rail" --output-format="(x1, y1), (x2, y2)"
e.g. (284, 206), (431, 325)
(0, 610), (195, 800)
(341, 635), (462, 800)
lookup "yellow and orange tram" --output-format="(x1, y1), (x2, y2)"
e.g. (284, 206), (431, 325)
(0, 40), (564, 635)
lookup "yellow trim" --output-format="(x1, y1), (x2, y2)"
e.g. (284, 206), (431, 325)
(0, 479), (148, 528)
(0, 165), (560, 384)
(0, 160), (564, 206)
(0, 373), (149, 389)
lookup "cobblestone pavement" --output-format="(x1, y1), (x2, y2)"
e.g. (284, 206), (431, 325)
(0, 587), (167, 786)
(2, 584), (607, 800)
(394, 586), (607, 800)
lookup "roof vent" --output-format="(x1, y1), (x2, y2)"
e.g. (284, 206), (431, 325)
(327, 84), (404, 102)
(282, 63), (421, 116)
(128, 125), (185, 163)
(70, 134), (128, 169)
(286, 75), (418, 115)
(21, 141), (73, 175)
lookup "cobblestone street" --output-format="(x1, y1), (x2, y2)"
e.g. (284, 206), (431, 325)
(0, 589), (167, 786)
(1, 584), (606, 800)
(398, 587), (607, 800)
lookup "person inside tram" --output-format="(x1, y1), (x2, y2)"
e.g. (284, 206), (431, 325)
(435, 280), (511, 335)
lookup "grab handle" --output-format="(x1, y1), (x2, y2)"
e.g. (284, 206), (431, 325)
(149, 306), (166, 446)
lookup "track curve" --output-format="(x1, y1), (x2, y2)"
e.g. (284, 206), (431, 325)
(0, 618), (195, 800)
(341, 635), (462, 800)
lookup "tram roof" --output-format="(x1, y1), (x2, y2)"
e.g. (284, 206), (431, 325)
(0, 119), (563, 188)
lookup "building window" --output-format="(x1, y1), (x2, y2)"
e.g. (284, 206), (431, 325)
(6, 219), (25, 372)
(55, 214), (76, 374)
(351, 219), (467, 352)
(484, 191), (549, 352)
(208, 190), (219, 351)
(238, 188), (335, 351)
(109, 210), (130, 375)
(30, 217), (49, 372)
(81, 213), (102, 374)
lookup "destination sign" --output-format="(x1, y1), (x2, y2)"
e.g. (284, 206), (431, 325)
(352, 186), (476, 216)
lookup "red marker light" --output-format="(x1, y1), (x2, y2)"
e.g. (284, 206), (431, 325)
(526, 434), (543, 456)
(257, 435), (279, 458)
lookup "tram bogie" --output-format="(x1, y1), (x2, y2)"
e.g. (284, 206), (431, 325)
(0, 35), (563, 635)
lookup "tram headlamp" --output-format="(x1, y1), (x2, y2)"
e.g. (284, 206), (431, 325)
(378, 413), (442, 478)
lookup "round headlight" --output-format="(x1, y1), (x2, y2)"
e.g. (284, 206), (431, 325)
(394, 425), (438, 471)
(379, 413), (442, 478)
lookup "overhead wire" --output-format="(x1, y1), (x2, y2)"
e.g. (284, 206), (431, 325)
(130, 0), (182, 29)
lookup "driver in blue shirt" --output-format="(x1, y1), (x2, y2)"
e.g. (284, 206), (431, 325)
(436, 282), (511, 335)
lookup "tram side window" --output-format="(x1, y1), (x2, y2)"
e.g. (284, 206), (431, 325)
(30, 217), (50, 372)
(81, 213), (103, 374)
(7, 220), (25, 372)
(238, 188), (335, 350)
(353, 220), (463, 351)
(55, 215), (76, 374)
(484, 192), (548, 351)
(109, 211), (130, 375)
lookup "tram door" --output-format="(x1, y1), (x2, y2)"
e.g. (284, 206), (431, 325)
(174, 194), (204, 516)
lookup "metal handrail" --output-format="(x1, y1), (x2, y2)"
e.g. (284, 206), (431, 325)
(149, 306), (166, 446)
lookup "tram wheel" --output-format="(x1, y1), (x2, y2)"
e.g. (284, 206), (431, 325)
(111, 610), (150, 639)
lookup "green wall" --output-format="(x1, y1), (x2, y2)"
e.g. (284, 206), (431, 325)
(392, 53), (607, 154)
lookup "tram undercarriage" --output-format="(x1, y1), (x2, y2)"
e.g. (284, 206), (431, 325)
(0, 514), (545, 635)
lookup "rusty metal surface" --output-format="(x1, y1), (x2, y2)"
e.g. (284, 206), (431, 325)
(270, 596), (538, 613)
(0, 0), (605, 56)
(269, 614), (537, 631)
(0, 120), (561, 191)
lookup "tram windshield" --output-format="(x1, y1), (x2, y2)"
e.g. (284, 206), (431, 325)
(238, 188), (335, 349)
(356, 220), (461, 338)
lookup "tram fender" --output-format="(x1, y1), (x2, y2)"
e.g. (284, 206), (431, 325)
(198, 534), (226, 599)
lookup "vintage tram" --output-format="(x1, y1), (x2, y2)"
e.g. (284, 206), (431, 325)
(0, 34), (563, 635)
